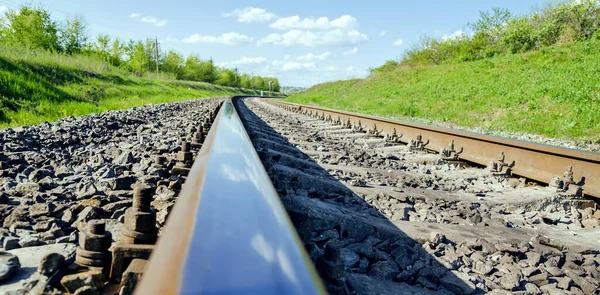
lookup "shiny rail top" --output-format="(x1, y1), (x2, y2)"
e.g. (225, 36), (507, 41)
(136, 98), (325, 295)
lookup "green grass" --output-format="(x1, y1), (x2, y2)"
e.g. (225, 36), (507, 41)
(0, 46), (264, 128)
(288, 40), (600, 141)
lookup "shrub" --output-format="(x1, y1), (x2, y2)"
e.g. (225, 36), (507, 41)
(395, 1), (600, 69)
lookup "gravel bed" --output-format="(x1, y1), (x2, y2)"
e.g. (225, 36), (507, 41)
(0, 97), (223, 293)
(240, 98), (600, 295)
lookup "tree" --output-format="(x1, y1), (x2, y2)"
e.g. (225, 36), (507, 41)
(239, 73), (251, 89)
(161, 50), (184, 78)
(128, 40), (148, 76)
(469, 7), (512, 34)
(203, 59), (216, 83)
(93, 34), (111, 60)
(143, 38), (158, 74)
(216, 68), (236, 86)
(0, 5), (60, 50)
(109, 38), (123, 66)
(252, 76), (265, 90)
(182, 54), (202, 81)
(60, 14), (88, 54)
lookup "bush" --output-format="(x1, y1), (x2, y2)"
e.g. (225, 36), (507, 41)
(502, 17), (536, 53)
(395, 1), (600, 69)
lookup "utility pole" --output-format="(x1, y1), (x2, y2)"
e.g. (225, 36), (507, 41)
(269, 81), (273, 97)
(209, 57), (213, 83)
(154, 37), (160, 76)
(234, 66), (239, 87)
(250, 72), (254, 90)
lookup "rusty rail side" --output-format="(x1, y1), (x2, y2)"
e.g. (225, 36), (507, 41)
(265, 99), (600, 199)
(136, 98), (325, 294)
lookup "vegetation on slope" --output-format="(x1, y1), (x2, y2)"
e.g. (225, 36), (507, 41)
(289, 1), (600, 141)
(0, 46), (264, 127)
(0, 5), (280, 91)
(0, 5), (279, 127)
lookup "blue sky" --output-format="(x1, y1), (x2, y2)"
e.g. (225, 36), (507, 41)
(1, 0), (546, 87)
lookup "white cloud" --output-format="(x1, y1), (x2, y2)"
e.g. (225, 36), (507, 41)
(165, 37), (179, 42)
(393, 39), (404, 46)
(380, 30), (386, 36)
(236, 57), (268, 64)
(223, 7), (277, 23)
(343, 47), (358, 56)
(296, 52), (332, 61)
(283, 55), (291, 60)
(346, 66), (354, 71)
(282, 62), (316, 71)
(259, 29), (367, 46)
(269, 15), (357, 31)
(324, 66), (338, 71)
(141, 16), (167, 27)
(441, 29), (464, 41)
(183, 32), (253, 45)
(129, 13), (167, 27)
(269, 60), (316, 72)
(219, 56), (268, 67)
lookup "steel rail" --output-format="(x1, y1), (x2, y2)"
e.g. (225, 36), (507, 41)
(136, 98), (325, 294)
(265, 99), (600, 199)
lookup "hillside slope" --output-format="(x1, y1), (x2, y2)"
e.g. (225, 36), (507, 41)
(0, 47), (263, 127)
(288, 40), (600, 141)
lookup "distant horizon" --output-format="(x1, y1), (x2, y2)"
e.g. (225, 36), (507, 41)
(2, 0), (546, 87)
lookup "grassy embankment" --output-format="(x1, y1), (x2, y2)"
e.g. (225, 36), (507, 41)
(288, 40), (600, 141)
(0, 46), (264, 128)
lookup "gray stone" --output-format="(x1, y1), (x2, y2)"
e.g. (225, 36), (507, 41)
(113, 151), (134, 166)
(529, 272), (549, 287)
(499, 273), (521, 291)
(340, 248), (360, 268)
(32, 220), (54, 232)
(524, 282), (541, 294)
(439, 270), (476, 294)
(0, 252), (20, 281)
(29, 203), (55, 218)
(539, 283), (567, 294)
(368, 260), (399, 280)
(312, 229), (339, 242)
(61, 269), (104, 293)
(55, 166), (74, 178)
(3, 237), (20, 250)
(546, 266), (563, 277)
(74, 207), (102, 224)
(3, 207), (29, 228)
(61, 209), (75, 223)
(358, 257), (369, 274)
(391, 245), (417, 270)
(28, 169), (52, 182)
(565, 269), (599, 294)
(525, 251), (542, 267)
(551, 276), (572, 290)
(473, 260), (494, 275)
(101, 200), (132, 214)
(19, 235), (42, 247)
(15, 182), (41, 195)
(428, 232), (445, 247)
(75, 178), (98, 199)
(347, 242), (375, 259)
(38, 253), (65, 276)
(74, 285), (99, 295)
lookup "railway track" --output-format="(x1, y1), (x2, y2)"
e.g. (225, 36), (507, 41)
(1, 97), (599, 294)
